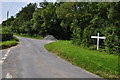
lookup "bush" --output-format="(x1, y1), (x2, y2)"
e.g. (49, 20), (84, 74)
(82, 25), (96, 47)
(0, 27), (13, 41)
(72, 28), (82, 45)
(12, 36), (19, 41)
(0, 33), (13, 41)
(104, 26), (120, 54)
(72, 25), (120, 54)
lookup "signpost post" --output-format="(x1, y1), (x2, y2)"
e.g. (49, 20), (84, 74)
(91, 33), (106, 50)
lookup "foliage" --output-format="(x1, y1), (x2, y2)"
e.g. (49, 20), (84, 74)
(0, 27), (19, 49)
(11, 3), (37, 34)
(2, 2), (120, 54)
(104, 26), (120, 54)
(0, 27), (13, 41)
(70, 2), (120, 54)
(2, 16), (15, 27)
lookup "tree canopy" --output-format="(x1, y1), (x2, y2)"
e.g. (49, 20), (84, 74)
(2, 2), (120, 54)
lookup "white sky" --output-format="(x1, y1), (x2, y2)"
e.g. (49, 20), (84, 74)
(0, 0), (56, 2)
(0, 0), (56, 24)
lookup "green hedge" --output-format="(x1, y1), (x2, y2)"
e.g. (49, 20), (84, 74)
(0, 27), (13, 41)
(72, 25), (120, 54)
(0, 33), (13, 41)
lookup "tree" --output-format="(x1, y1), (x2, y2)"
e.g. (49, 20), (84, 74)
(11, 3), (37, 34)
(2, 16), (15, 27)
(8, 2), (120, 54)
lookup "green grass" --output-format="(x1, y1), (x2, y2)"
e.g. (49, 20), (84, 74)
(45, 40), (118, 79)
(15, 34), (43, 39)
(0, 36), (19, 49)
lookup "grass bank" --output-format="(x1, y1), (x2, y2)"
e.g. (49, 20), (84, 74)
(0, 37), (19, 49)
(45, 40), (118, 79)
(15, 34), (43, 39)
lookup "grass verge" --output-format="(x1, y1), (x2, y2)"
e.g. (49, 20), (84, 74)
(15, 34), (43, 39)
(0, 36), (19, 49)
(45, 40), (118, 79)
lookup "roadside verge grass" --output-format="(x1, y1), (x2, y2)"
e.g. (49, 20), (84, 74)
(0, 36), (19, 49)
(45, 40), (118, 79)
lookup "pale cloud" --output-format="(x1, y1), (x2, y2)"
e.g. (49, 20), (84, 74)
(0, 0), (56, 2)
(0, 21), (3, 24)
(0, 18), (6, 24)
(0, 0), (34, 2)
(0, 2), (2, 24)
(0, 0), (119, 2)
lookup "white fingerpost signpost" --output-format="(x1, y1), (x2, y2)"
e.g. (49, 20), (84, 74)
(91, 33), (106, 50)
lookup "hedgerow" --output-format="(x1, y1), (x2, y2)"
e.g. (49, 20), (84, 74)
(2, 2), (120, 54)
(0, 27), (13, 41)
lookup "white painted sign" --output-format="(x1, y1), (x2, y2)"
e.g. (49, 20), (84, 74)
(91, 33), (106, 50)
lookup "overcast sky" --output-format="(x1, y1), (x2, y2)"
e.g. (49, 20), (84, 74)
(0, 0), (56, 24)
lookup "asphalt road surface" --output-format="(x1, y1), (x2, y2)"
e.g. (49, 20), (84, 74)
(1, 36), (103, 78)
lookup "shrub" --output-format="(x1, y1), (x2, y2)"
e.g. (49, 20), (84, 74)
(104, 26), (120, 54)
(82, 25), (96, 47)
(72, 27), (82, 45)
(72, 25), (119, 54)
(0, 27), (13, 41)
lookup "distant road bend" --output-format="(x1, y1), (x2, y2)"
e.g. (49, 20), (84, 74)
(2, 36), (102, 78)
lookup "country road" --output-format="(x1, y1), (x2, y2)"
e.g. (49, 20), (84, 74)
(1, 36), (103, 78)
